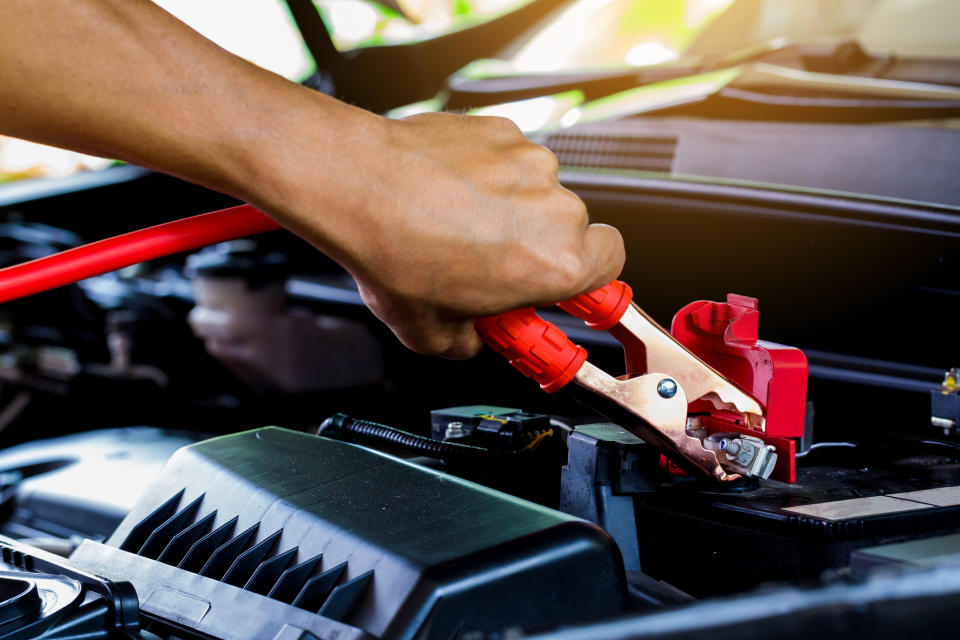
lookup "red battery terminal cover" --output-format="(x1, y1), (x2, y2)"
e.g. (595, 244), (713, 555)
(671, 294), (809, 482)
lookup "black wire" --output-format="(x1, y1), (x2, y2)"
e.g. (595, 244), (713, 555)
(318, 413), (535, 462)
(795, 442), (857, 458)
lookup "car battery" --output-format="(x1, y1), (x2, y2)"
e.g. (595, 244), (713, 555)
(635, 455), (960, 597)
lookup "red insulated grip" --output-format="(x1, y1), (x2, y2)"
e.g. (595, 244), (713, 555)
(475, 308), (587, 393)
(557, 280), (633, 330)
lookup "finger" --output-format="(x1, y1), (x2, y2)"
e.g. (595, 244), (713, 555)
(557, 185), (589, 223)
(582, 223), (626, 291)
(437, 320), (484, 360)
(389, 315), (483, 360)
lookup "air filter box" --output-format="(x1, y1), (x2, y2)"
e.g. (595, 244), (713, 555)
(69, 428), (625, 639)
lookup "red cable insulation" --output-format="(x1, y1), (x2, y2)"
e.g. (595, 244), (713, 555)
(0, 204), (283, 304)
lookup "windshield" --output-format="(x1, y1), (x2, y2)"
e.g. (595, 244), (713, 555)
(511, 0), (734, 72)
(510, 0), (960, 73)
(313, 0), (534, 49)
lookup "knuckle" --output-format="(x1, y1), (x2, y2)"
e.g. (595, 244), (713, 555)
(569, 194), (589, 222)
(534, 144), (560, 172)
(553, 188), (588, 223)
(484, 115), (523, 136)
(519, 144), (560, 179)
(409, 332), (452, 357)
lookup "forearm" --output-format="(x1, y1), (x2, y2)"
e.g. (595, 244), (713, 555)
(0, 0), (379, 248)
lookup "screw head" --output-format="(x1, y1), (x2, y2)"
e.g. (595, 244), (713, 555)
(657, 378), (678, 399)
(445, 421), (466, 439)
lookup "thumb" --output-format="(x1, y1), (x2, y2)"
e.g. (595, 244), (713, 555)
(582, 223), (626, 291)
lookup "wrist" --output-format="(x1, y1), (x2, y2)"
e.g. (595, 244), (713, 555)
(223, 79), (391, 269)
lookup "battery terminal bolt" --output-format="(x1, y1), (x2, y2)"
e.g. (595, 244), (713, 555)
(714, 434), (778, 478)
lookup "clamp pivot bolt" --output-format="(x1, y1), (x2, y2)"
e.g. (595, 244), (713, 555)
(657, 379), (678, 399)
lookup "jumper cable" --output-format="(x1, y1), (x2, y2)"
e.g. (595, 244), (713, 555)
(0, 204), (279, 304)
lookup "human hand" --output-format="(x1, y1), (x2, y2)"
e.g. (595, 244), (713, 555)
(280, 111), (624, 359)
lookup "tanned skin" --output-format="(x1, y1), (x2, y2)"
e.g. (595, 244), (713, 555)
(0, 0), (625, 358)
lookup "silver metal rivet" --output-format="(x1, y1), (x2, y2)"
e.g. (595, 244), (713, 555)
(445, 421), (466, 439)
(657, 378), (678, 399)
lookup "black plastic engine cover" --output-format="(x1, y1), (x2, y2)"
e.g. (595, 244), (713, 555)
(70, 427), (626, 639)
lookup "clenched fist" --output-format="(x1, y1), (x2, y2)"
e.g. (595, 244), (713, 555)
(265, 111), (625, 358)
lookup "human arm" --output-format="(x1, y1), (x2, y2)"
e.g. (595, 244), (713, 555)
(0, 0), (624, 357)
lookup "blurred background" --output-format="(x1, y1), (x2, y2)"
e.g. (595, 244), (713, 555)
(3, 0), (735, 180)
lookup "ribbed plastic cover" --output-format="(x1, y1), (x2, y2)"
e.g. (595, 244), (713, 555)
(75, 428), (625, 639)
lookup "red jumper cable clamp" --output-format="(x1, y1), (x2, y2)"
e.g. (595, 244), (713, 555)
(475, 281), (807, 482)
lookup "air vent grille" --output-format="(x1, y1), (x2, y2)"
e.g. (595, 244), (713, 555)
(118, 491), (371, 622)
(544, 131), (677, 172)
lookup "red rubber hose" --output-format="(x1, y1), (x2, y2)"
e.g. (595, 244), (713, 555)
(0, 204), (283, 304)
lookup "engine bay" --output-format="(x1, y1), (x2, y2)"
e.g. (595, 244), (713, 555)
(0, 163), (955, 639)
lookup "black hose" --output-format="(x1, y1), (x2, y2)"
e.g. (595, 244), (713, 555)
(318, 413), (534, 462)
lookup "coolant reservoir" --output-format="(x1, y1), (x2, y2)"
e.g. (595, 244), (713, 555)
(187, 241), (383, 392)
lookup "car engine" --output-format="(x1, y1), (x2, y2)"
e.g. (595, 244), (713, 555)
(0, 165), (956, 639)
(0, 0), (959, 636)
